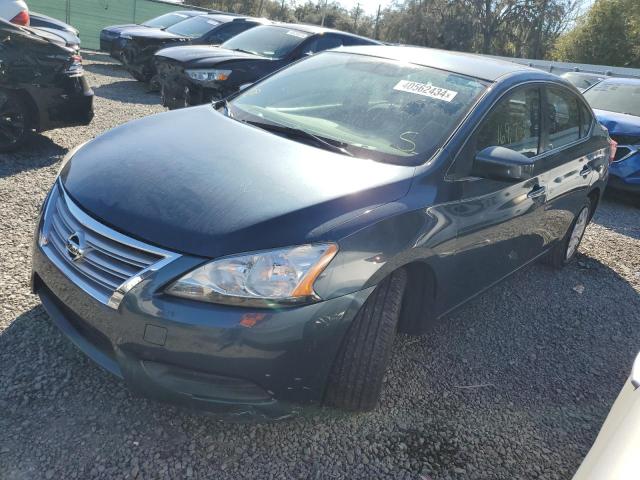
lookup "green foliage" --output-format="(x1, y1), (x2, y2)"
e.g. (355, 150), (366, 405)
(552, 0), (640, 67)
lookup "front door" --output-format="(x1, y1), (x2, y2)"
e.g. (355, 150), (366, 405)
(443, 85), (550, 311)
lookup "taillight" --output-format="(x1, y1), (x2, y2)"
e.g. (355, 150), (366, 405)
(608, 137), (618, 163)
(10, 10), (30, 26)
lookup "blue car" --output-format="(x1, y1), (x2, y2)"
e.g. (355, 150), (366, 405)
(583, 78), (640, 193)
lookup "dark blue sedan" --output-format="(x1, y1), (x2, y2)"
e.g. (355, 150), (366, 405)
(32, 46), (611, 417)
(583, 77), (640, 193)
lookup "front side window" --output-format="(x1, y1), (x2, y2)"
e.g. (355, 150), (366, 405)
(476, 87), (540, 158)
(305, 34), (344, 54)
(545, 87), (581, 150)
(230, 52), (487, 165)
(205, 21), (254, 44)
(166, 16), (220, 38)
(221, 26), (311, 59)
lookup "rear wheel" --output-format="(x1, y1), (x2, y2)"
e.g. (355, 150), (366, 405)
(0, 90), (31, 153)
(546, 199), (591, 268)
(324, 269), (407, 411)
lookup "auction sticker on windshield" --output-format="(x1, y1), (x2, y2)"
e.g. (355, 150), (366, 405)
(394, 80), (458, 102)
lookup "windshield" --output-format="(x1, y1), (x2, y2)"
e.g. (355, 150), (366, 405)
(142, 12), (192, 29)
(562, 72), (604, 91)
(230, 52), (486, 165)
(221, 26), (310, 59)
(166, 16), (220, 38)
(584, 82), (640, 117)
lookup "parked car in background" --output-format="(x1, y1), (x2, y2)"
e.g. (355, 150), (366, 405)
(29, 12), (81, 50)
(0, 19), (93, 152)
(573, 351), (640, 480)
(122, 14), (267, 83)
(100, 10), (207, 61)
(33, 46), (610, 416)
(0, 0), (28, 25)
(583, 77), (640, 193)
(155, 23), (380, 109)
(561, 72), (606, 92)
(30, 11), (78, 36)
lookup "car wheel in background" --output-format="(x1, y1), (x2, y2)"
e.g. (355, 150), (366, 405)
(546, 199), (592, 268)
(0, 90), (31, 153)
(324, 269), (407, 411)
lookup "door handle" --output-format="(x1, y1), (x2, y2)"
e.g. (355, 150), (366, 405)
(527, 185), (546, 199)
(580, 164), (594, 177)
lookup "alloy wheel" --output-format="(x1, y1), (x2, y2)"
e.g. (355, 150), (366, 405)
(566, 207), (589, 260)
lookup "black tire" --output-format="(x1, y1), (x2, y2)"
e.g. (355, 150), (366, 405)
(546, 199), (592, 268)
(324, 269), (407, 411)
(0, 90), (31, 153)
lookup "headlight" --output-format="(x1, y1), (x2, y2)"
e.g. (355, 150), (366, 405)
(185, 69), (231, 83)
(166, 243), (338, 307)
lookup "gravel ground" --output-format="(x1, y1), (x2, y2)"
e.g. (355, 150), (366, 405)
(1, 54), (640, 480)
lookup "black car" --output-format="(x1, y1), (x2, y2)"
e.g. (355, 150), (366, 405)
(560, 71), (606, 92)
(0, 19), (93, 152)
(100, 10), (207, 61)
(30, 12), (79, 36)
(33, 46), (611, 417)
(155, 23), (380, 109)
(29, 12), (81, 51)
(121, 14), (267, 83)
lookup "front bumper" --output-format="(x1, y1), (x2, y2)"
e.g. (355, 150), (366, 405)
(31, 209), (370, 418)
(608, 150), (640, 193)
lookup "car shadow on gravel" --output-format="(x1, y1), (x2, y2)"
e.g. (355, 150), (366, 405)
(1, 253), (639, 479)
(84, 62), (137, 81)
(92, 80), (161, 105)
(0, 135), (65, 177)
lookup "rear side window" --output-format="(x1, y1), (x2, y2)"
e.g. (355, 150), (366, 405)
(545, 87), (580, 150)
(476, 87), (541, 158)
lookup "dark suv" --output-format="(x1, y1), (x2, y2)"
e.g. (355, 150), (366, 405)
(32, 46), (610, 417)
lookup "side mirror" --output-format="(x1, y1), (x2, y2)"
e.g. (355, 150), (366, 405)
(472, 146), (535, 181)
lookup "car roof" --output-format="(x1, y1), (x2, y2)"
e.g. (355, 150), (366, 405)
(266, 22), (378, 42)
(593, 77), (640, 86)
(562, 71), (605, 78)
(335, 45), (547, 82)
(201, 13), (242, 23)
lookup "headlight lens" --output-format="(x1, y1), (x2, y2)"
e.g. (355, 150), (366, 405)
(166, 243), (338, 306)
(185, 69), (231, 83)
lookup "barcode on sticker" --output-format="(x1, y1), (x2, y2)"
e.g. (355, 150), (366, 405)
(393, 80), (458, 102)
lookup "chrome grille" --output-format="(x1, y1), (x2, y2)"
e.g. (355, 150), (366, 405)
(39, 182), (180, 309)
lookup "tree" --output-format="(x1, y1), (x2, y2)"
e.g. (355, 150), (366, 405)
(552, 0), (640, 67)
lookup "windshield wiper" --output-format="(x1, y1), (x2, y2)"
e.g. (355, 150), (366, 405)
(244, 120), (354, 157)
(232, 48), (257, 55)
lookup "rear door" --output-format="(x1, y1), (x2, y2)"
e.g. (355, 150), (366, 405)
(533, 85), (603, 242)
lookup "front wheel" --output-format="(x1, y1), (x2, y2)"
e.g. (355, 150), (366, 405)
(546, 200), (591, 268)
(324, 269), (407, 411)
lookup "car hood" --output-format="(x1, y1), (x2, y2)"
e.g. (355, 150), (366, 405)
(129, 28), (185, 41)
(594, 109), (640, 137)
(34, 27), (80, 47)
(103, 24), (144, 34)
(155, 46), (266, 66)
(60, 106), (415, 258)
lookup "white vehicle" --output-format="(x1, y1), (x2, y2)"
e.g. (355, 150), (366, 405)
(573, 352), (640, 480)
(0, 0), (29, 26)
